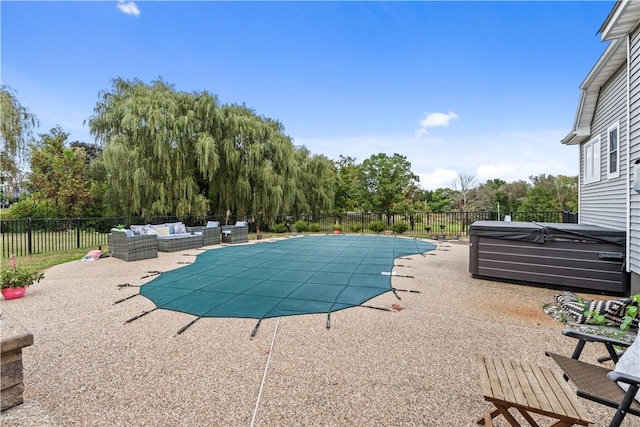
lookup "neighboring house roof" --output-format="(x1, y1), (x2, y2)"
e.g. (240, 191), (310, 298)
(561, 37), (626, 146)
(599, 0), (640, 42)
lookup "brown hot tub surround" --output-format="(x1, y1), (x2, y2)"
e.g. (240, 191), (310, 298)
(469, 221), (629, 295)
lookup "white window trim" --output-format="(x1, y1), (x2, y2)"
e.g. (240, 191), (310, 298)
(583, 135), (601, 185)
(607, 122), (620, 179)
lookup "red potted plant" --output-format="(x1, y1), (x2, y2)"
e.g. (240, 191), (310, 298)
(1, 255), (44, 300)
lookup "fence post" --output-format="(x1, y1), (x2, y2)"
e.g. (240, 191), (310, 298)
(76, 217), (81, 248)
(27, 217), (33, 255)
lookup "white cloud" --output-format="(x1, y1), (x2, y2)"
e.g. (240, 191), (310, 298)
(294, 127), (579, 191)
(418, 169), (459, 191)
(117, 1), (141, 16)
(415, 111), (459, 137)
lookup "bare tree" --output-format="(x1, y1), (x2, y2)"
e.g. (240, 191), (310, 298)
(450, 172), (478, 211)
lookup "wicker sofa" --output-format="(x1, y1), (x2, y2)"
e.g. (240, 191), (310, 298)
(108, 229), (158, 262)
(137, 223), (204, 252)
(221, 221), (249, 244)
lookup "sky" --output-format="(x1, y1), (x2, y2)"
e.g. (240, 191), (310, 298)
(1, 0), (616, 190)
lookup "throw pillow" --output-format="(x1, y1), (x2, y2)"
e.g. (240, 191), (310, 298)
(166, 222), (183, 234)
(206, 221), (220, 228)
(174, 223), (187, 234)
(130, 225), (145, 235)
(555, 292), (638, 328)
(145, 228), (159, 236)
(613, 335), (640, 403)
(155, 226), (170, 236)
(124, 229), (134, 237)
(235, 221), (247, 227)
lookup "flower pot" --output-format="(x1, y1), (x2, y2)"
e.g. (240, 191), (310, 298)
(333, 230), (340, 234)
(2, 286), (28, 300)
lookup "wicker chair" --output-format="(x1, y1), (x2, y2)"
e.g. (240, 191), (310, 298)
(108, 230), (158, 262)
(221, 222), (249, 244)
(547, 330), (640, 427)
(187, 225), (221, 246)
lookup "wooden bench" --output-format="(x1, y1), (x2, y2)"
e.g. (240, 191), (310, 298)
(476, 355), (592, 427)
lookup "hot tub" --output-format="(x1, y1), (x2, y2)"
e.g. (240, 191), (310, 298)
(468, 221), (629, 294)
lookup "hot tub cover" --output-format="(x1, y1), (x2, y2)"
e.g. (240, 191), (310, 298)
(469, 221), (625, 246)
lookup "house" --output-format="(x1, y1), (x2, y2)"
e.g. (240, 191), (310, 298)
(561, 0), (640, 295)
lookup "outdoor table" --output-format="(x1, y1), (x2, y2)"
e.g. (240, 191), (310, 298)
(476, 355), (592, 426)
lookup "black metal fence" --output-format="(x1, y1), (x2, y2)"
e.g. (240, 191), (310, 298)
(0, 210), (575, 258)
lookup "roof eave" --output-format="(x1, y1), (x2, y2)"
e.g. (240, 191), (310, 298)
(600, 0), (640, 41)
(562, 38), (626, 146)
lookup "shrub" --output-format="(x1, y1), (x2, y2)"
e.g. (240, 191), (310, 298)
(294, 220), (309, 232)
(272, 223), (287, 233)
(391, 222), (408, 234)
(368, 221), (386, 234)
(349, 222), (363, 233)
(332, 224), (342, 231)
(309, 223), (321, 232)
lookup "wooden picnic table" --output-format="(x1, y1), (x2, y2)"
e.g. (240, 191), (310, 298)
(476, 355), (592, 427)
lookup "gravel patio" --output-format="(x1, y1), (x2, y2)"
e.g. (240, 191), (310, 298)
(0, 237), (634, 426)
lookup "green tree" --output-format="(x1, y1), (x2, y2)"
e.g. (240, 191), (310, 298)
(1, 86), (38, 201)
(333, 155), (362, 212)
(518, 186), (559, 213)
(501, 180), (530, 213)
(28, 126), (98, 217)
(426, 188), (454, 212)
(291, 146), (335, 215)
(528, 174), (578, 211)
(359, 153), (419, 215)
(89, 78), (311, 219)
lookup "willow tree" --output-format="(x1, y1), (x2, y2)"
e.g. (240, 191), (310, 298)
(291, 146), (335, 215)
(1, 85), (38, 199)
(89, 78), (306, 219)
(209, 104), (299, 219)
(89, 78), (220, 218)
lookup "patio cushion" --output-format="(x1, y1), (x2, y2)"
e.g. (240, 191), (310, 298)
(614, 336), (640, 403)
(130, 224), (146, 235)
(555, 292), (638, 328)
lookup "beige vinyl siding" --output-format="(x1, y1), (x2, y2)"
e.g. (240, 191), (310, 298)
(580, 62), (628, 230)
(629, 29), (640, 275)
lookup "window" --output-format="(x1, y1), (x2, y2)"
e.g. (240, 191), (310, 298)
(583, 136), (600, 184)
(607, 122), (620, 178)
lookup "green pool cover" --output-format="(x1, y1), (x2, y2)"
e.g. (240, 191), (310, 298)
(127, 235), (435, 333)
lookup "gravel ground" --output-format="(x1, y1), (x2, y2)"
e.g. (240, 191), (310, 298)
(0, 237), (635, 426)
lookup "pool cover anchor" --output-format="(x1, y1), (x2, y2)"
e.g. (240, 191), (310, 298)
(140, 271), (161, 279)
(362, 304), (394, 312)
(114, 294), (139, 304)
(381, 271), (415, 278)
(176, 316), (202, 336)
(251, 319), (263, 338)
(125, 307), (158, 324)
(326, 313), (331, 330)
(394, 288), (421, 294)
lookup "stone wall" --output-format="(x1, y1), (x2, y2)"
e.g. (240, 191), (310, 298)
(1, 311), (33, 412)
